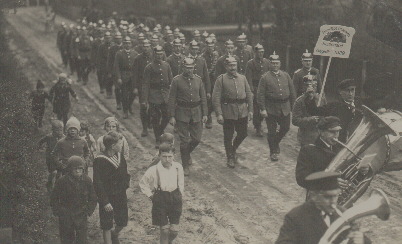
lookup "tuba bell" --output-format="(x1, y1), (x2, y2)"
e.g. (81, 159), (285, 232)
(319, 188), (390, 244)
(325, 105), (397, 208)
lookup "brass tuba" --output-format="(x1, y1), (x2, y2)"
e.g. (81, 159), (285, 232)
(325, 105), (397, 208)
(319, 188), (390, 244)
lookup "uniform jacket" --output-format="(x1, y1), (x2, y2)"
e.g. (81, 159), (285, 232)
(141, 60), (173, 104)
(312, 98), (363, 143)
(114, 48), (138, 85)
(163, 42), (174, 57)
(292, 93), (327, 146)
(52, 136), (90, 170)
(76, 34), (92, 60)
(96, 41), (111, 71)
(257, 70), (296, 116)
(168, 74), (208, 123)
(91, 37), (102, 66)
(245, 58), (270, 93)
(49, 82), (77, 114)
(234, 48), (253, 75)
(69, 33), (79, 58)
(295, 138), (341, 188)
(106, 43), (123, 75)
(214, 54), (240, 79)
(133, 52), (153, 94)
(292, 67), (322, 97)
(179, 55), (211, 94)
(212, 73), (253, 120)
(93, 153), (130, 207)
(63, 32), (73, 55)
(166, 53), (184, 77)
(202, 49), (219, 78)
(50, 174), (97, 217)
(57, 30), (67, 52)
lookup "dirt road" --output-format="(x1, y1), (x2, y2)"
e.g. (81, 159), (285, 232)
(5, 7), (402, 244)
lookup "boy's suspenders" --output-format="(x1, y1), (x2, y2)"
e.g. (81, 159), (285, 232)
(155, 165), (180, 192)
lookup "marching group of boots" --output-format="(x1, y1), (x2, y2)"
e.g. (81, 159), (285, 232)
(48, 14), (376, 244)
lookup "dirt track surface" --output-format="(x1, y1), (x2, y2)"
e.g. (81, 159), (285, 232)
(5, 7), (402, 244)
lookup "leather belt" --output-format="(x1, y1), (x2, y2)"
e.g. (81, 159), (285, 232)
(177, 100), (201, 108)
(222, 98), (247, 104)
(266, 97), (289, 103)
(150, 83), (169, 89)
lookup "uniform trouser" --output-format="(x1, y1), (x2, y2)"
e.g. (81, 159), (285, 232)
(61, 50), (69, 66)
(207, 73), (215, 120)
(69, 56), (77, 74)
(77, 58), (90, 83)
(140, 106), (150, 130)
(176, 120), (203, 167)
(149, 103), (169, 141)
(252, 93), (263, 129)
(115, 86), (122, 106)
(96, 68), (104, 91)
(105, 74), (114, 96)
(120, 82), (135, 113)
(265, 113), (290, 154)
(58, 214), (88, 244)
(223, 117), (248, 158)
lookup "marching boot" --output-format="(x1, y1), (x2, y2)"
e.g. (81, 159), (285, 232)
(205, 115), (213, 129)
(267, 136), (278, 161)
(255, 126), (263, 137)
(141, 128), (148, 137)
(123, 111), (128, 119)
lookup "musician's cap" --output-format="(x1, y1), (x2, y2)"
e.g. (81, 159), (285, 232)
(138, 32), (145, 40)
(142, 39), (151, 47)
(305, 171), (340, 191)
(254, 43), (264, 52)
(269, 51), (280, 62)
(337, 79), (356, 90)
(104, 31), (111, 37)
(182, 57), (195, 67)
(173, 38), (182, 46)
(166, 30), (173, 36)
(123, 36), (131, 43)
(115, 32), (122, 39)
(205, 38), (214, 47)
(317, 116), (342, 131)
(164, 25), (171, 30)
(236, 33), (247, 42)
(225, 39), (234, 47)
(301, 49), (313, 60)
(151, 34), (159, 41)
(202, 31), (209, 38)
(153, 27), (159, 33)
(179, 33), (185, 41)
(193, 30), (200, 37)
(174, 28), (180, 33)
(225, 55), (237, 65)
(189, 40), (199, 49)
(154, 45), (164, 53)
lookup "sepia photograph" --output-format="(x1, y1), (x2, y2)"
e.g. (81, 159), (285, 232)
(0, 0), (401, 243)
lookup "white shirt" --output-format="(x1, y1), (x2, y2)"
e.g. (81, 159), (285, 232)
(139, 161), (184, 198)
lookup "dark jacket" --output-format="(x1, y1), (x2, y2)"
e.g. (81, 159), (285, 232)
(296, 138), (341, 188)
(141, 60), (173, 104)
(166, 53), (184, 78)
(276, 201), (371, 244)
(50, 174), (97, 217)
(49, 82), (77, 115)
(93, 153), (129, 207)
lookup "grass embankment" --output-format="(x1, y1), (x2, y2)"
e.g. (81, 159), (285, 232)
(0, 13), (49, 243)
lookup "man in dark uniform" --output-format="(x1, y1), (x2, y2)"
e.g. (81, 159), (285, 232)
(245, 43), (270, 137)
(202, 37), (220, 129)
(214, 40), (239, 79)
(166, 39), (184, 77)
(134, 33), (146, 53)
(141, 45), (173, 147)
(163, 30), (174, 57)
(276, 171), (371, 244)
(292, 50), (322, 97)
(257, 52), (296, 161)
(312, 79), (363, 143)
(168, 57), (208, 176)
(96, 31), (113, 96)
(69, 26), (80, 79)
(234, 33), (253, 75)
(64, 24), (75, 74)
(107, 32), (123, 110)
(114, 36), (139, 119)
(57, 23), (68, 67)
(91, 26), (103, 83)
(133, 39), (153, 137)
(76, 26), (93, 85)
(212, 56), (253, 168)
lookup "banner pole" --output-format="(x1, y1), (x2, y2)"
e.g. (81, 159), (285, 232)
(318, 56), (332, 106)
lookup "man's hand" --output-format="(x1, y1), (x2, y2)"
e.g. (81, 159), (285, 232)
(311, 116), (320, 123)
(133, 88), (139, 95)
(337, 178), (349, 190)
(357, 163), (370, 175)
(202, 116), (208, 123)
(169, 117), (176, 126)
(260, 110), (268, 118)
(117, 78), (123, 86)
(206, 93), (211, 99)
(348, 231), (364, 244)
(248, 112), (253, 121)
(217, 115), (224, 125)
(104, 203), (113, 212)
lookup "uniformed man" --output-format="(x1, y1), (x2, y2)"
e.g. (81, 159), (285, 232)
(202, 37), (220, 129)
(234, 33), (253, 75)
(77, 26), (94, 84)
(134, 33), (146, 53)
(168, 57), (208, 176)
(63, 24), (74, 74)
(245, 43), (270, 137)
(199, 31), (208, 53)
(151, 34), (167, 60)
(141, 45), (173, 147)
(293, 50), (322, 97)
(96, 31), (113, 96)
(57, 23), (68, 67)
(114, 36), (139, 118)
(106, 32), (123, 110)
(215, 40), (239, 79)
(173, 28), (180, 39)
(166, 39), (185, 77)
(133, 39), (153, 137)
(212, 56), (253, 168)
(276, 171), (371, 244)
(257, 51), (296, 161)
(69, 26), (80, 79)
(163, 30), (174, 57)
(179, 33), (189, 56)
(91, 26), (103, 85)
(311, 79), (363, 143)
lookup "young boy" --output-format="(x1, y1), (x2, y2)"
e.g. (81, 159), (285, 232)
(148, 132), (175, 168)
(30, 80), (50, 127)
(50, 156), (97, 244)
(140, 143), (184, 244)
(38, 119), (64, 192)
(52, 116), (90, 176)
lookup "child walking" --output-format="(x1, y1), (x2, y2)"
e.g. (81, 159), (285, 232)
(149, 132), (175, 168)
(30, 80), (50, 128)
(50, 156), (97, 244)
(38, 119), (64, 192)
(79, 121), (97, 164)
(140, 143), (184, 244)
